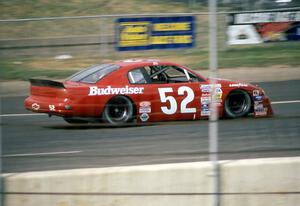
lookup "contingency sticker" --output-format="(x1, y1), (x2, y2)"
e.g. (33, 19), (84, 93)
(139, 101), (151, 113)
(253, 90), (260, 96)
(140, 113), (149, 122)
(200, 84), (223, 117)
(254, 101), (268, 116)
(201, 96), (211, 105)
(200, 84), (222, 93)
(254, 95), (264, 101)
(32, 103), (40, 111)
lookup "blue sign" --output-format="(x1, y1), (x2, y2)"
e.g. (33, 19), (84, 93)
(116, 16), (195, 51)
(287, 22), (300, 41)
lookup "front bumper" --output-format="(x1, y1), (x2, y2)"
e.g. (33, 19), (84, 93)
(253, 95), (273, 117)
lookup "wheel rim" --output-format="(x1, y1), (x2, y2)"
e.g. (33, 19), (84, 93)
(105, 96), (133, 124)
(108, 102), (128, 122)
(227, 93), (248, 114)
(225, 90), (251, 117)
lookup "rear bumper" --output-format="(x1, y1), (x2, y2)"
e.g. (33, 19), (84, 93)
(24, 96), (74, 117)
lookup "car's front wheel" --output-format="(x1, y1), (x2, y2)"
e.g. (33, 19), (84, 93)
(102, 96), (134, 125)
(224, 89), (252, 118)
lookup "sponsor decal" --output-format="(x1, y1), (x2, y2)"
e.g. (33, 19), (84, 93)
(200, 102), (210, 116)
(139, 107), (151, 113)
(215, 93), (223, 103)
(200, 88), (222, 117)
(201, 96), (211, 104)
(254, 101), (268, 116)
(89, 86), (144, 96)
(254, 102), (264, 110)
(201, 104), (209, 110)
(229, 83), (248, 87)
(139, 101), (151, 107)
(201, 111), (210, 116)
(255, 108), (268, 116)
(253, 90), (260, 96)
(49, 105), (56, 111)
(201, 97), (222, 108)
(254, 101), (262, 105)
(32, 103), (40, 111)
(200, 84), (222, 93)
(201, 86), (222, 104)
(215, 87), (223, 93)
(140, 113), (149, 122)
(254, 95), (264, 101)
(200, 85), (211, 93)
(139, 101), (151, 114)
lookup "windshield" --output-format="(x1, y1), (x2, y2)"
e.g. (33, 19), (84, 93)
(67, 64), (120, 83)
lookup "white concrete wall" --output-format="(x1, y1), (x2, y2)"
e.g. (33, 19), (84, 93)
(3, 157), (300, 206)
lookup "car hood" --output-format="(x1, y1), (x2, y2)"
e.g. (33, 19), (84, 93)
(207, 78), (261, 90)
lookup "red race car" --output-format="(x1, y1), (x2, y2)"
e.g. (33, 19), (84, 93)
(24, 59), (273, 124)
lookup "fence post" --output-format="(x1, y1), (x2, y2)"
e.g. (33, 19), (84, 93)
(208, 0), (220, 206)
(100, 17), (108, 58)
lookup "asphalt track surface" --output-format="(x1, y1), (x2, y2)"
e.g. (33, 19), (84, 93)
(1, 80), (300, 173)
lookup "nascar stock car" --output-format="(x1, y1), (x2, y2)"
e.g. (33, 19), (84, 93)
(24, 59), (273, 125)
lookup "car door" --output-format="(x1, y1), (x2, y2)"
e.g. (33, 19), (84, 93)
(133, 64), (203, 122)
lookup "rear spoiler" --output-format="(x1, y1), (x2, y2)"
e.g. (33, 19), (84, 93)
(29, 78), (65, 89)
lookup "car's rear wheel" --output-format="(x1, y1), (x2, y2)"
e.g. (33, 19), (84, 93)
(224, 89), (251, 118)
(64, 118), (88, 124)
(102, 96), (134, 125)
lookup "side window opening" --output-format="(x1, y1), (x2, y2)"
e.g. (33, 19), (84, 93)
(67, 64), (120, 84)
(164, 66), (189, 82)
(146, 65), (190, 84)
(128, 68), (148, 84)
(128, 65), (205, 84)
(188, 71), (206, 82)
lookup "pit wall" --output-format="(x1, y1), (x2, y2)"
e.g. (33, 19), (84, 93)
(3, 157), (300, 206)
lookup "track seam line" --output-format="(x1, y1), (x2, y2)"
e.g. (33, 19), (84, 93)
(2, 151), (82, 157)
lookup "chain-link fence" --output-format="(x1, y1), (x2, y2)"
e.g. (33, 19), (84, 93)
(0, 8), (299, 68)
(0, 13), (212, 59)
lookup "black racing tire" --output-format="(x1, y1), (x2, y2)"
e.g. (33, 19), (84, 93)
(224, 89), (252, 118)
(102, 96), (134, 125)
(64, 118), (88, 124)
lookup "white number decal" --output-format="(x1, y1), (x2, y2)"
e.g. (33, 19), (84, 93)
(49, 105), (56, 111)
(158, 86), (196, 115)
(178, 86), (196, 113)
(158, 88), (177, 115)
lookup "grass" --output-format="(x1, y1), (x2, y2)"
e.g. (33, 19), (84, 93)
(0, 0), (190, 39)
(0, 0), (190, 19)
(218, 42), (300, 68)
(1, 42), (299, 81)
(0, 60), (76, 80)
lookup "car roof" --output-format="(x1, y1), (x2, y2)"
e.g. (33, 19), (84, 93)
(113, 59), (177, 68)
